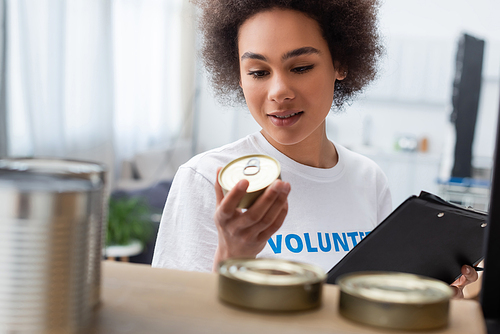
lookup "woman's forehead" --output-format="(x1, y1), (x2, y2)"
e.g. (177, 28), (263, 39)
(237, 8), (328, 58)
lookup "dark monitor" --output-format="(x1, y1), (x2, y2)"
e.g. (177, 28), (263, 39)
(451, 34), (485, 178)
(480, 79), (500, 334)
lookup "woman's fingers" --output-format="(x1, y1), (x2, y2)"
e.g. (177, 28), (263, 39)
(217, 179), (249, 219)
(450, 286), (463, 299)
(461, 265), (479, 285)
(217, 179), (289, 227)
(243, 180), (290, 223)
(451, 265), (479, 298)
(256, 203), (289, 243)
(215, 167), (250, 211)
(245, 182), (290, 235)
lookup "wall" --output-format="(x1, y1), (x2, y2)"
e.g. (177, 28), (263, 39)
(192, 0), (500, 208)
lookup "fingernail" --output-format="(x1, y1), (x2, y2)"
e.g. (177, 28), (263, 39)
(271, 180), (282, 191)
(282, 183), (291, 194)
(465, 266), (471, 275)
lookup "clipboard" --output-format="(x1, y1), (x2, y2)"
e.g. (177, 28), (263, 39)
(326, 191), (487, 285)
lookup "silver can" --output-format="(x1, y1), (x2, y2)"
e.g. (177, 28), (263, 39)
(0, 158), (107, 333)
(218, 258), (326, 311)
(218, 154), (281, 208)
(337, 272), (454, 330)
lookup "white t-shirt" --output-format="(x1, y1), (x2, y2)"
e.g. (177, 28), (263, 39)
(152, 132), (392, 273)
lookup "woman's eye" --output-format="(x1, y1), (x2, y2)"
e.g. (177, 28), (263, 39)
(292, 65), (314, 74)
(247, 70), (268, 79)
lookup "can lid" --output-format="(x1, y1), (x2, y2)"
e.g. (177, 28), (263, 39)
(337, 272), (453, 304)
(219, 258), (325, 286)
(0, 158), (106, 186)
(0, 158), (105, 175)
(219, 155), (280, 193)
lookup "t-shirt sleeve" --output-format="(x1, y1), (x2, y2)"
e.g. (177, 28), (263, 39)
(151, 166), (217, 272)
(376, 172), (393, 224)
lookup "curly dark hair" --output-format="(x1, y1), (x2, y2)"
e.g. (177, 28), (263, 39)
(193, 0), (384, 109)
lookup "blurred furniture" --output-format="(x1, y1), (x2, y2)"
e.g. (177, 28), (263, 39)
(109, 183), (168, 265)
(104, 240), (143, 262)
(91, 261), (486, 334)
(110, 142), (190, 265)
(116, 140), (192, 192)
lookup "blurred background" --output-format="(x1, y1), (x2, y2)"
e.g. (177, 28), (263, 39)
(0, 0), (499, 261)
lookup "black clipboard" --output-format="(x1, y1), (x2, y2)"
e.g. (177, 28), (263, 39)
(326, 191), (487, 285)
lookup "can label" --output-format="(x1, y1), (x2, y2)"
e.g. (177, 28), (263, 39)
(218, 154), (281, 208)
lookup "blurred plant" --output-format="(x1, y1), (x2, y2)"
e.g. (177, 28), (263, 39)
(106, 196), (153, 246)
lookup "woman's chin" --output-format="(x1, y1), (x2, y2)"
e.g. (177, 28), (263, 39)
(260, 130), (307, 147)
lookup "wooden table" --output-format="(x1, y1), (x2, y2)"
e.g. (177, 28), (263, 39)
(91, 261), (487, 334)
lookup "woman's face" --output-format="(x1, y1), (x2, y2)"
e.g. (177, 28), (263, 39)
(238, 9), (345, 148)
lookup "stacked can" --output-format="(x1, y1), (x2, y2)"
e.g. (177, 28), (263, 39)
(0, 158), (107, 333)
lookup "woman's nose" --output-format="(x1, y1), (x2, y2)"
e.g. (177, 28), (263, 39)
(267, 73), (295, 103)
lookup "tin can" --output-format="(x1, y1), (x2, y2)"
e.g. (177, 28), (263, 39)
(337, 272), (454, 330)
(218, 258), (326, 311)
(0, 158), (107, 333)
(218, 154), (281, 208)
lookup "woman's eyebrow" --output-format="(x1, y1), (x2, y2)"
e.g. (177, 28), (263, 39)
(240, 47), (320, 62)
(240, 52), (267, 62)
(282, 47), (320, 61)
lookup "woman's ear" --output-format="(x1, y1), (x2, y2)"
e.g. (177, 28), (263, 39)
(337, 68), (347, 81)
(334, 61), (347, 81)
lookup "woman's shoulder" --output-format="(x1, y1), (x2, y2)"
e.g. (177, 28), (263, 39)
(335, 143), (392, 211)
(336, 143), (385, 175)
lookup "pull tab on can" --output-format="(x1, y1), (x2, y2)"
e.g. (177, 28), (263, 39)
(243, 158), (260, 176)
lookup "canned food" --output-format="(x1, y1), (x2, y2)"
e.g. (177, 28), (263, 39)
(337, 272), (454, 330)
(0, 158), (107, 309)
(218, 154), (281, 208)
(0, 158), (107, 333)
(218, 258), (326, 311)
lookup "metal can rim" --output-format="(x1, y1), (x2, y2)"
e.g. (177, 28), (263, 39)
(337, 271), (454, 304)
(219, 258), (326, 286)
(0, 157), (106, 177)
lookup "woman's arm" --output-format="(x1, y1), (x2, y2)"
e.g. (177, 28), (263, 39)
(152, 167), (218, 272)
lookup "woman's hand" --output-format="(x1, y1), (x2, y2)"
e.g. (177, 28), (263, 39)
(450, 265), (479, 299)
(212, 167), (290, 271)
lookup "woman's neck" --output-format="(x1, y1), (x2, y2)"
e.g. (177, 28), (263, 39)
(260, 126), (338, 169)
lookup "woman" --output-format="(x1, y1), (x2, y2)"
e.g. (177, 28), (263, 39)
(152, 0), (476, 298)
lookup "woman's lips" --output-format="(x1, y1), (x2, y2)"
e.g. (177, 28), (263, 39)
(268, 111), (303, 127)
